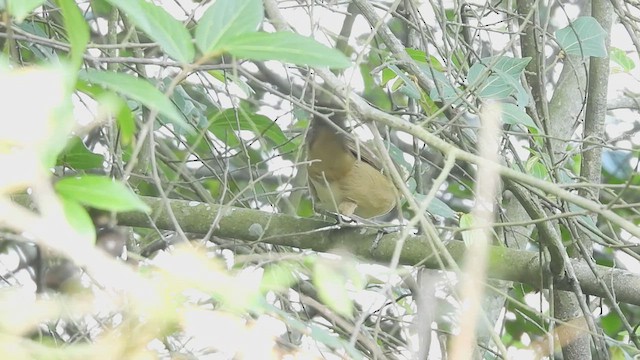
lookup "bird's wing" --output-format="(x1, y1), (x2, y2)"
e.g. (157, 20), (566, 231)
(343, 135), (386, 172)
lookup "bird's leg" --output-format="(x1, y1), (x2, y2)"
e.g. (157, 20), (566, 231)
(372, 230), (385, 250)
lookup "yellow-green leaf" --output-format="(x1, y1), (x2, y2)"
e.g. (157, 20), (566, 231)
(55, 175), (150, 213)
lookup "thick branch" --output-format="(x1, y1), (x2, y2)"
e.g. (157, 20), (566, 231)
(114, 196), (640, 306)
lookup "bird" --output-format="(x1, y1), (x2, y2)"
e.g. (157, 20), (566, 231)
(305, 105), (397, 219)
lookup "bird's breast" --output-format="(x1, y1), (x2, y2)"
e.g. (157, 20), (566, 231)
(309, 160), (396, 219)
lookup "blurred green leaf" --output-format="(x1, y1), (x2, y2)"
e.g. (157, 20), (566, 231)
(15, 21), (56, 61)
(460, 213), (482, 247)
(224, 32), (351, 68)
(260, 262), (299, 293)
(556, 17), (607, 58)
(313, 259), (353, 318)
(55, 175), (151, 213)
(525, 157), (548, 180)
(104, 0), (194, 63)
(387, 141), (412, 178)
(501, 103), (538, 129)
(427, 69), (463, 104)
(7, 0), (45, 22)
(609, 345), (636, 360)
(58, 196), (96, 245)
(297, 196), (315, 217)
(195, 0), (263, 55)
(611, 48), (635, 72)
(444, 8), (457, 21)
(601, 310), (623, 336)
(209, 108), (296, 153)
(79, 70), (190, 132)
(388, 65), (421, 99)
(89, 0), (112, 17)
(76, 80), (136, 145)
(424, 195), (456, 219)
(57, 137), (105, 170)
(405, 48), (445, 72)
(57, 0), (89, 70)
(406, 178), (456, 219)
(360, 69), (391, 109)
(381, 67), (395, 86)
(602, 149), (634, 180)
(112, 95), (136, 146)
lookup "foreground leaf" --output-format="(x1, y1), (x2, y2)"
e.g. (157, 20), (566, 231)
(55, 175), (150, 212)
(80, 70), (189, 131)
(7, 0), (46, 23)
(195, 0), (263, 55)
(57, 0), (89, 70)
(58, 196), (96, 244)
(104, 0), (194, 63)
(224, 32), (351, 68)
(57, 137), (105, 170)
(313, 259), (353, 318)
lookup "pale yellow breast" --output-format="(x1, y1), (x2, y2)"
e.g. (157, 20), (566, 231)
(309, 161), (396, 219)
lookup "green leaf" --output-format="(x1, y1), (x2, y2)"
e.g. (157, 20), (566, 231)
(89, 0), (113, 17)
(468, 57), (531, 106)
(57, 0), (89, 70)
(109, 94), (136, 145)
(485, 56), (531, 77)
(260, 262), (298, 293)
(58, 196), (96, 245)
(76, 80), (136, 145)
(204, 71), (255, 101)
(104, 0), (194, 63)
(195, 0), (263, 55)
(57, 137), (105, 170)
(555, 17), (607, 58)
(610, 47), (635, 72)
(55, 175), (151, 213)
(600, 312), (623, 336)
(7, 0), (45, 22)
(313, 260), (353, 318)
(224, 32), (351, 69)
(79, 70), (190, 132)
(388, 65), (421, 99)
(406, 178), (456, 219)
(525, 157), (548, 180)
(427, 196), (456, 219)
(387, 141), (412, 179)
(405, 48), (445, 71)
(501, 103), (538, 130)
(381, 67), (395, 86)
(427, 69), (463, 104)
(209, 108), (296, 153)
(460, 213), (482, 247)
(14, 22), (57, 60)
(469, 64), (513, 99)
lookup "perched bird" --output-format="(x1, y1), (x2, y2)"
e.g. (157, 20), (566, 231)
(306, 106), (397, 219)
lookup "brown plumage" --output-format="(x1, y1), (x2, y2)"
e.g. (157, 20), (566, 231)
(306, 108), (397, 219)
